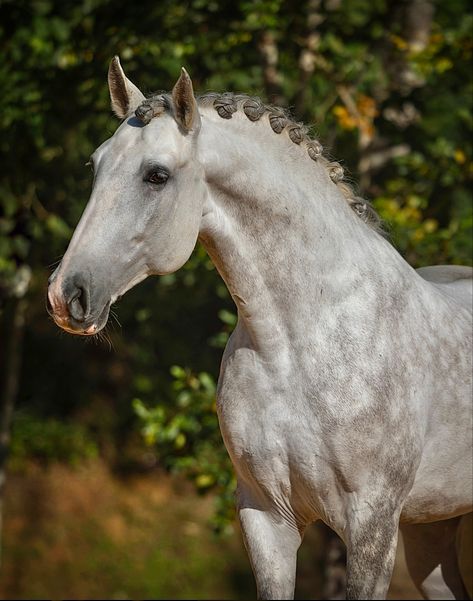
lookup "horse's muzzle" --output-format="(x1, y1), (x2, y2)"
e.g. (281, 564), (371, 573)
(47, 270), (108, 336)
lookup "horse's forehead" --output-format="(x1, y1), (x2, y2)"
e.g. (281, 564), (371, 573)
(96, 116), (182, 161)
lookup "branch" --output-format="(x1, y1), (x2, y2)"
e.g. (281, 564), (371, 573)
(336, 84), (372, 151)
(335, 86), (410, 192)
(358, 143), (411, 175)
(389, 0), (434, 93)
(405, 0), (434, 52)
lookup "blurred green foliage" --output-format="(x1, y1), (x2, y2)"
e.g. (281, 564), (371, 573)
(0, 0), (471, 530)
(134, 366), (236, 532)
(10, 412), (98, 467)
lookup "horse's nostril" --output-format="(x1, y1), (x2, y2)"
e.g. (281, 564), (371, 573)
(67, 285), (88, 322)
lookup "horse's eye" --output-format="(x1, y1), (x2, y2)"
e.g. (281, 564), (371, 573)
(146, 170), (169, 186)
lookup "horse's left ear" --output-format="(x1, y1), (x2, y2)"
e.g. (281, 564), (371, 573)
(172, 68), (201, 133)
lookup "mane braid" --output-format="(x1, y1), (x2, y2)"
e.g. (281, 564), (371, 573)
(135, 91), (383, 233)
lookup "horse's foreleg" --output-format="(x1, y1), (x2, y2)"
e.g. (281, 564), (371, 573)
(344, 502), (401, 600)
(401, 516), (470, 600)
(238, 493), (301, 600)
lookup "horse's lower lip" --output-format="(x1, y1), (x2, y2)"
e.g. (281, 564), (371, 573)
(52, 303), (110, 336)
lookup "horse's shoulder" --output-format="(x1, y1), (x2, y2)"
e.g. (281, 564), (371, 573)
(416, 264), (473, 284)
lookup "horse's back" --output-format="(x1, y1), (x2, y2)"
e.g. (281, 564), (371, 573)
(417, 264), (473, 283)
(417, 264), (473, 309)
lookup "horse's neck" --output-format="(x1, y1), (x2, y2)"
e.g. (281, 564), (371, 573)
(198, 113), (416, 353)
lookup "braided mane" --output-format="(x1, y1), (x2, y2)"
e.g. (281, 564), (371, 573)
(135, 92), (382, 232)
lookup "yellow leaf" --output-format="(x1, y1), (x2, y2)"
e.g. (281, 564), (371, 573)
(436, 57), (453, 73)
(333, 105), (357, 130)
(357, 95), (378, 119)
(391, 34), (408, 51)
(423, 219), (438, 234)
(454, 149), (466, 164)
(196, 474), (214, 488)
(175, 433), (186, 449)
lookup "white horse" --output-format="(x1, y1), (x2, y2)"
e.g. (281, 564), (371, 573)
(47, 58), (472, 600)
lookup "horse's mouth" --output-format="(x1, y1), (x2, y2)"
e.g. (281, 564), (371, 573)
(51, 301), (111, 336)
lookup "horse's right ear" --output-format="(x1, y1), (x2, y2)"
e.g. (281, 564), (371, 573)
(108, 56), (145, 119)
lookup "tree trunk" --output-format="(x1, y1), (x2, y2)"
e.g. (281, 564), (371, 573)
(294, 0), (324, 119)
(0, 267), (30, 567)
(257, 30), (285, 106)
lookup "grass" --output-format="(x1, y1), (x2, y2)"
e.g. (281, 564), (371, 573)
(0, 459), (421, 599)
(0, 460), (255, 600)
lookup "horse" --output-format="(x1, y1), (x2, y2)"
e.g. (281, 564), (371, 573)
(47, 57), (472, 600)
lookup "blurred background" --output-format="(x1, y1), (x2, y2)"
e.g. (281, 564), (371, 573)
(0, 0), (471, 598)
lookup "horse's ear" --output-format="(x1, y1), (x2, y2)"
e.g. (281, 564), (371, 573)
(108, 56), (145, 119)
(172, 68), (201, 132)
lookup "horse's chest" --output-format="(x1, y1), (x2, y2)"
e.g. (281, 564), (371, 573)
(216, 349), (329, 517)
(217, 381), (292, 468)
(217, 385), (340, 525)
(216, 336), (424, 525)
(217, 352), (296, 470)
